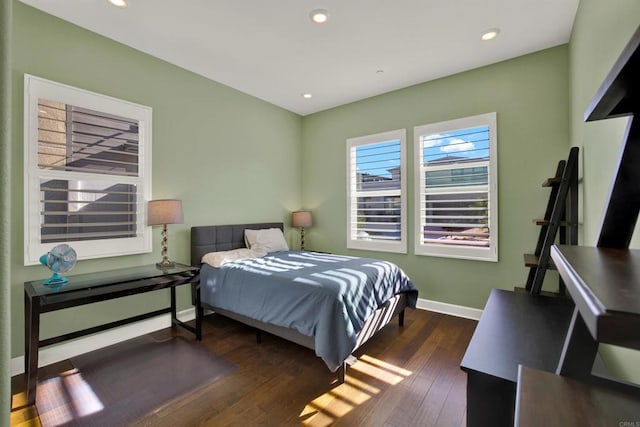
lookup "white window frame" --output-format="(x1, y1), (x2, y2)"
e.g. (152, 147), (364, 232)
(413, 113), (498, 261)
(23, 74), (153, 265)
(346, 129), (407, 254)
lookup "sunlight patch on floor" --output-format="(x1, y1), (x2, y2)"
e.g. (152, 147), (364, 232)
(341, 375), (380, 395)
(35, 375), (74, 426)
(300, 354), (412, 426)
(360, 354), (412, 376)
(11, 390), (40, 427)
(35, 369), (104, 427)
(348, 356), (407, 385)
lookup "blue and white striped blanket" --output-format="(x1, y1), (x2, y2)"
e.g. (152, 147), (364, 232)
(200, 250), (417, 371)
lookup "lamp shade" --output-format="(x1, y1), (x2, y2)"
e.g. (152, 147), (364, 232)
(292, 210), (312, 228)
(147, 199), (184, 225)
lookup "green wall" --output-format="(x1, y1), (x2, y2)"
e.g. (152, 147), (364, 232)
(9, 2), (302, 358)
(301, 46), (570, 309)
(568, 0), (640, 384)
(10, 0), (640, 391)
(2, 0), (12, 424)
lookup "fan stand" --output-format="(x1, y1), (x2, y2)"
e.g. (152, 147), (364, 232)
(44, 272), (68, 287)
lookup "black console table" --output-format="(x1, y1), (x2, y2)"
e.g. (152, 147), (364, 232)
(24, 263), (201, 405)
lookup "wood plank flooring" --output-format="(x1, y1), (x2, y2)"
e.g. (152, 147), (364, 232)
(11, 309), (476, 426)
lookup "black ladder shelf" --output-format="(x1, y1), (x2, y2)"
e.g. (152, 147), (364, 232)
(524, 146), (579, 295)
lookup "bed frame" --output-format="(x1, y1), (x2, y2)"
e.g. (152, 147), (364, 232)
(190, 222), (408, 383)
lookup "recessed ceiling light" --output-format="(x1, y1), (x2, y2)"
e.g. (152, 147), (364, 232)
(310, 9), (329, 24)
(302, 93), (313, 99)
(108, 0), (127, 8)
(481, 28), (500, 41)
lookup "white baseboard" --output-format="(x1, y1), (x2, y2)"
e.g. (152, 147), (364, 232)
(11, 298), (481, 377)
(11, 307), (195, 376)
(416, 297), (483, 321)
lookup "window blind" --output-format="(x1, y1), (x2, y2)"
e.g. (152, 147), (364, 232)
(38, 99), (139, 176)
(40, 180), (138, 243)
(37, 99), (140, 244)
(350, 139), (402, 242)
(418, 126), (491, 248)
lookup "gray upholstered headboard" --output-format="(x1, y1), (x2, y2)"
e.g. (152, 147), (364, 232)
(190, 222), (284, 266)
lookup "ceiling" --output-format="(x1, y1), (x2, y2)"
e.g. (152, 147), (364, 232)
(19, 0), (579, 116)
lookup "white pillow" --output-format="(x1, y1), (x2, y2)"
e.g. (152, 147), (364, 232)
(244, 228), (289, 253)
(201, 247), (266, 268)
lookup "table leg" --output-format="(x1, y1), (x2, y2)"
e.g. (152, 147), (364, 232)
(170, 286), (177, 328)
(555, 306), (598, 381)
(193, 281), (202, 341)
(24, 294), (40, 406)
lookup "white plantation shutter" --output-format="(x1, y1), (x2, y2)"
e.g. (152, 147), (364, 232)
(39, 179), (138, 243)
(347, 129), (407, 253)
(38, 101), (140, 243)
(414, 113), (498, 261)
(37, 101), (140, 176)
(24, 75), (152, 264)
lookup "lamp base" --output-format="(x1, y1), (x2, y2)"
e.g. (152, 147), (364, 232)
(156, 261), (175, 270)
(156, 225), (175, 270)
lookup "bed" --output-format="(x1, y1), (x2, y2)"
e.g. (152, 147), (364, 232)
(191, 222), (418, 382)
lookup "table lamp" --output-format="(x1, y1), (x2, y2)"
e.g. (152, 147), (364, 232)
(148, 199), (183, 269)
(292, 210), (312, 250)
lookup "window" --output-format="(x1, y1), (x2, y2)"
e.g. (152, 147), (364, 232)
(24, 75), (152, 265)
(414, 113), (497, 261)
(347, 129), (406, 253)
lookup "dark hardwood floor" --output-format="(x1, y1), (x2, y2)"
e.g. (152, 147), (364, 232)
(11, 309), (476, 426)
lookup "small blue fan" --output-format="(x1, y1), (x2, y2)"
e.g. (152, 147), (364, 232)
(40, 244), (77, 287)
